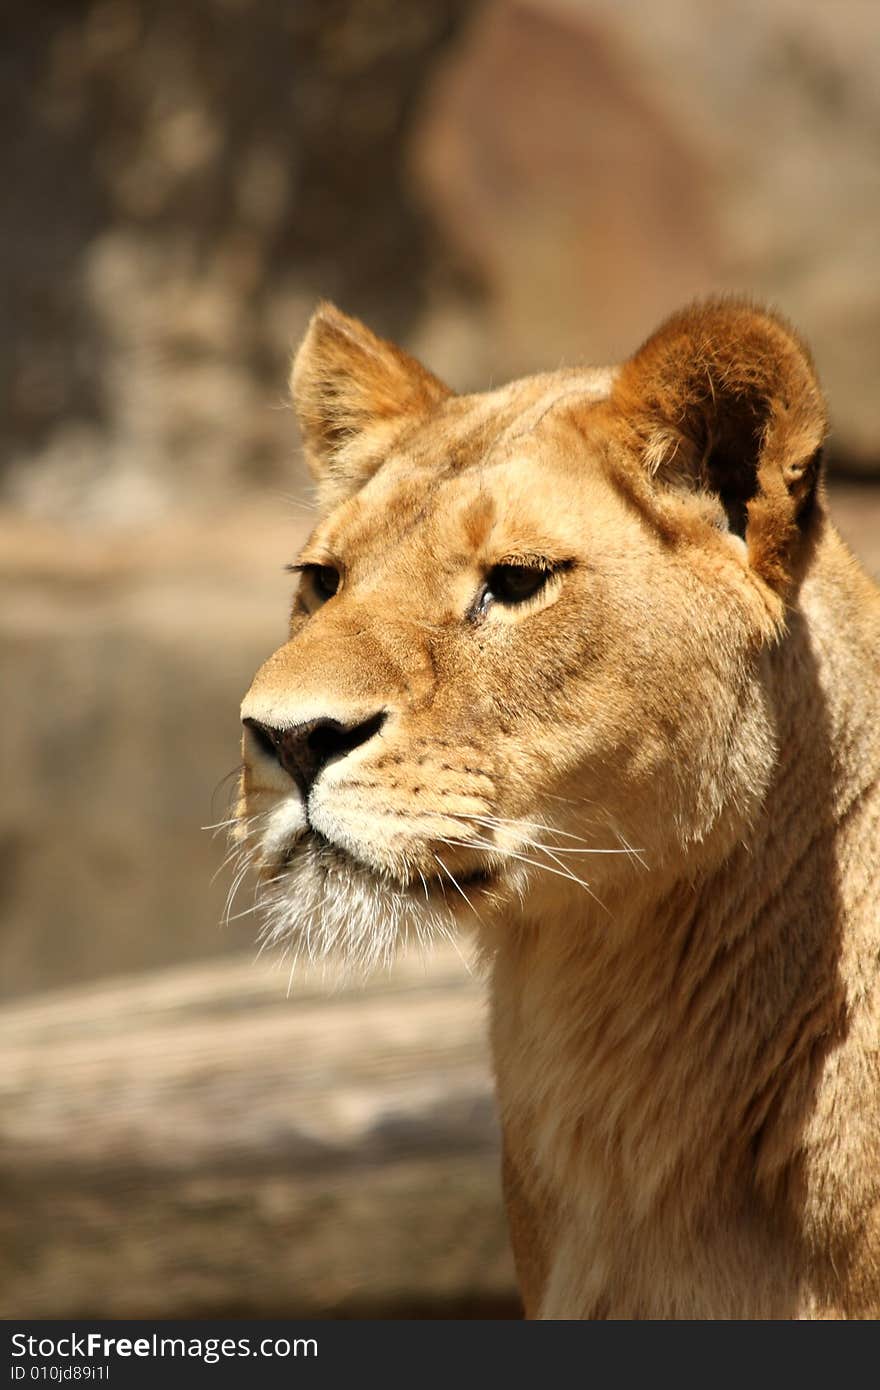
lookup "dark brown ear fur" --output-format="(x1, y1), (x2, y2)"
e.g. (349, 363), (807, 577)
(611, 298), (828, 592)
(291, 302), (451, 507)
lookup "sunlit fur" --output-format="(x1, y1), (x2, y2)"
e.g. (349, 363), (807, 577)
(235, 298), (880, 1318)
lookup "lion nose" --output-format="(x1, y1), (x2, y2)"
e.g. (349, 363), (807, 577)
(242, 712), (386, 796)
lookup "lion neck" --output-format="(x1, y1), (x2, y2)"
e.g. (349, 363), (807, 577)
(487, 526), (877, 1310)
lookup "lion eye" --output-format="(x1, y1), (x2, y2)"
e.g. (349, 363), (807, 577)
(293, 563), (340, 608)
(312, 565), (340, 600)
(486, 564), (551, 606)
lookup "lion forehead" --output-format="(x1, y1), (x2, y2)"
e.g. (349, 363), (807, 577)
(315, 374), (622, 565)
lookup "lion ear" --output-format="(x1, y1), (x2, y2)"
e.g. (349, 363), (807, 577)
(290, 302), (452, 508)
(611, 298), (828, 591)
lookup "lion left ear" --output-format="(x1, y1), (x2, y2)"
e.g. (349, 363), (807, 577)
(611, 298), (828, 591)
(291, 302), (452, 509)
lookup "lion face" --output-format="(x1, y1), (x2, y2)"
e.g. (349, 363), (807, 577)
(236, 300), (825, 966)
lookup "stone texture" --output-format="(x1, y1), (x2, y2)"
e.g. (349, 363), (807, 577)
(1, 0), (475, 522)
(0, 503), (310, 996)
(413, 0), (880, 468)
(0, 946), (516, 1319)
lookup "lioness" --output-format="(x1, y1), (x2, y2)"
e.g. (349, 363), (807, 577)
(237, 298), (879, 1318)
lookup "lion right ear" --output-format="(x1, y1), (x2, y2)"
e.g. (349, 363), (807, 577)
(290, 302), (452, 509)
(611, 298), (828, 593)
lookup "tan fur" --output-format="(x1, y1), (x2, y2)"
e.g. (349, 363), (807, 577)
(237, 298), (880, 1318)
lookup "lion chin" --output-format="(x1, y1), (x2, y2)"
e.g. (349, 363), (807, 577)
(250, 832), (473, 974)
(239, 796), (508, 974)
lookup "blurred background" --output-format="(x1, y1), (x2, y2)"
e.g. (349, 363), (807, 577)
(1, 0), (878, 1319)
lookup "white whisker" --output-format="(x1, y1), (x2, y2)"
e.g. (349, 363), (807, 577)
(432, 852), (488, 930)
(432, 831), (609, 914)
(423, 808), (638, 855)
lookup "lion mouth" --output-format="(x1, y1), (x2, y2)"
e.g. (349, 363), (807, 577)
(242, 819), (503, 971)
(277, 828), (495, 896)
(434, 864), (494, 892)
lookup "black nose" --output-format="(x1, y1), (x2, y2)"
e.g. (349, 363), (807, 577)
(243, 712), (386, 796)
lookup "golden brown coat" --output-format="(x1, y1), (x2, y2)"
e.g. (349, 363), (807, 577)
(237, 298), (880, 1318)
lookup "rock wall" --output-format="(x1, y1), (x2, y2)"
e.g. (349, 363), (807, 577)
(2, 0), (475, 523)
(414, 0), (880, 469)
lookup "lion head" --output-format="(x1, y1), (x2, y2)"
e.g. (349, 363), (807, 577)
(236, 298), (826, 968)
